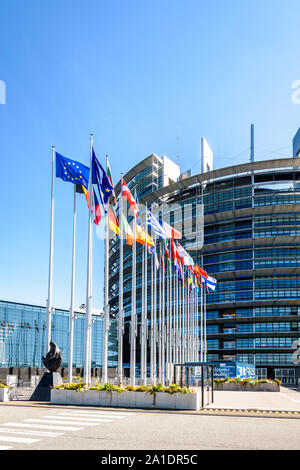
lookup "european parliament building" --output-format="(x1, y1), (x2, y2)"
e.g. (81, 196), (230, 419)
(109, 133), (300, 385)
(2, 130), (300, 385)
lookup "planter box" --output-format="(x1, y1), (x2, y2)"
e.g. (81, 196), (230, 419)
(51, 389), (201, 410)
(51, 389), (67, 404)
(175, 392), (201, 410)
(82, 390), (100, 406)
(0, 388), (10, 402)
(214, 382), (280, 392)
(116, 391), (136, 408)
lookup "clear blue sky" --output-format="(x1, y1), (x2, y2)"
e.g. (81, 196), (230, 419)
(1, 0), (300, 310)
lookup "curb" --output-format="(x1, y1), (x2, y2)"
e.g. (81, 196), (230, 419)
(201, 408), (300, 417)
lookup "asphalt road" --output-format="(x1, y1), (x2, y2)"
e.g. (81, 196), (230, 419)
(0, 402), (299, 451)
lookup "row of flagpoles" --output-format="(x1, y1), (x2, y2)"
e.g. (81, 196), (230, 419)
(46, 135), (217, 385)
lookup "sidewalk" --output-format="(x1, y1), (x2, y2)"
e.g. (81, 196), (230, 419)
(205, 387), (300, 412)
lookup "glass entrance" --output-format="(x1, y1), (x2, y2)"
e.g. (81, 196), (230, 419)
(274, 368), (296, 385)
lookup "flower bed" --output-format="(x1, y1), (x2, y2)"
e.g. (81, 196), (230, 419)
(214, 378), (281, 392)
(0, 382), (10, 402)
(51, 382), (201, 410)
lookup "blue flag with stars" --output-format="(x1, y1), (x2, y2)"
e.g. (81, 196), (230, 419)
(91, 148), (113, 212)
(56, 152), (89, 188)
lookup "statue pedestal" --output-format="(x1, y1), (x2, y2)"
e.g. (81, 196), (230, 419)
(29, 372), (63, 402)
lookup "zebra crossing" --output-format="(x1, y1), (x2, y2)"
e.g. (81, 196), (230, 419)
(0, 408), (135, 450)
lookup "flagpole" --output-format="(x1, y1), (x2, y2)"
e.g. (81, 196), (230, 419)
(196, 282), (199, 362)
(118, 173), (124, 385)
(193, 279), (196, 362)
(178, 266), (182, 366)
(166, 242), (170, 385)
(84, 134), (93, 385)
(175, 264), (179, 375)
(158, 242), (162, 384)
(102, 155), (111, 384)
(150, 244), (154, 384)
(194, 282), (197, 362)
(140, 239), (145, 384)
(68, 185), (77, 383)
(188, 274), (191, 362)
(143, 203), (148, 384)
(200, 282), (203, 362)
(161, 243), (165, 385)
(153, 235), (157, 385)
(130, 191), (137, 387)
(193, 280), (196, 362)
(194, 277), (197, 362)
(46, 145), (55, 356)
(169, 239), (173, 384)
(182, 267), (185, 364)
(204, 286), (207, 362)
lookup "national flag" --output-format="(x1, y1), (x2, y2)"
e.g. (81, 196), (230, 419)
(164, 241), (171, 275)
(81, 185), (101, 226)
(122, 214), (134, 245)
(56, 152), (90, 188)
(171, 238), (181, 266)
(136, 224), (155, 247)
(188, 277), (195, 292)
(160, 246), (166, 274)
(155, 251), (160, 270)
(108, 207), (120, 236)
(194, 265), (208, 280)
(176, 242), (194, 266)
(157, 219), (181, 239)
(147, 210), (167, 239)
(106, 158), (117, 206)
(177, 262), (183, 281)
(148, 244), (155, 255)
(90, 186), (101, 226)
(91, 149), (114, 211)
(206, 276), (217, 291)
(122, 178), (139, 217)
(147, 245), (160, 270)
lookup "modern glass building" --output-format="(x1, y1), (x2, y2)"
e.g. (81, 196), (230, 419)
(0, 300), (117, 373)
(110, 154), (300, 385)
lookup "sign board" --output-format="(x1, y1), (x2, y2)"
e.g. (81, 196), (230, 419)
(212, 362), (255, 379)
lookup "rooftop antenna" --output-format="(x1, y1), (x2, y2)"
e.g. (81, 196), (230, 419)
(176, 133), (180, 170)
(250, 124), (255, 163)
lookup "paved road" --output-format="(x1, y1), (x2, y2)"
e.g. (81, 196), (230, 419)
(206, 387), (300, 412)
(0, 402), (300, 450)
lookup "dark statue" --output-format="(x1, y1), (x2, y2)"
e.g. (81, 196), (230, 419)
(42, 341), (62, 372)
(30, 341), (63, 401)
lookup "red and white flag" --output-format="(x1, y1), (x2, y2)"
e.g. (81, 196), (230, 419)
(122, 177), (139, 217)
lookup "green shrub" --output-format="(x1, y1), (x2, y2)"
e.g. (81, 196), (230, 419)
(134, 385), (150, 392)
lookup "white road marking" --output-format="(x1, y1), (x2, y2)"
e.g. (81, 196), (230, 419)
(54, 414), (115, 422)
(62, 412), (125, 419)
(0, 445), (12, 450)
(0, 435), (40, 444)
(4, 422), (83, 431)
(280, 393), (300, 404)
(0, 428), (64, 437)
(24, 418), (98, 426)
(69, 410), (135, 416)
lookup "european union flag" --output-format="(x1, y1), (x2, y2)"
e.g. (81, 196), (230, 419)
(91, 149), (113, 211)
(56, 152), (89, 188)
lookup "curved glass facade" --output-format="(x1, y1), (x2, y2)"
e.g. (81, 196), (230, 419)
(0, 300), (117, 369)
(110, 157), (300, 384)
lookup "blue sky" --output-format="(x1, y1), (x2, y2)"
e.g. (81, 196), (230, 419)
(0, 0), (300, 310)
